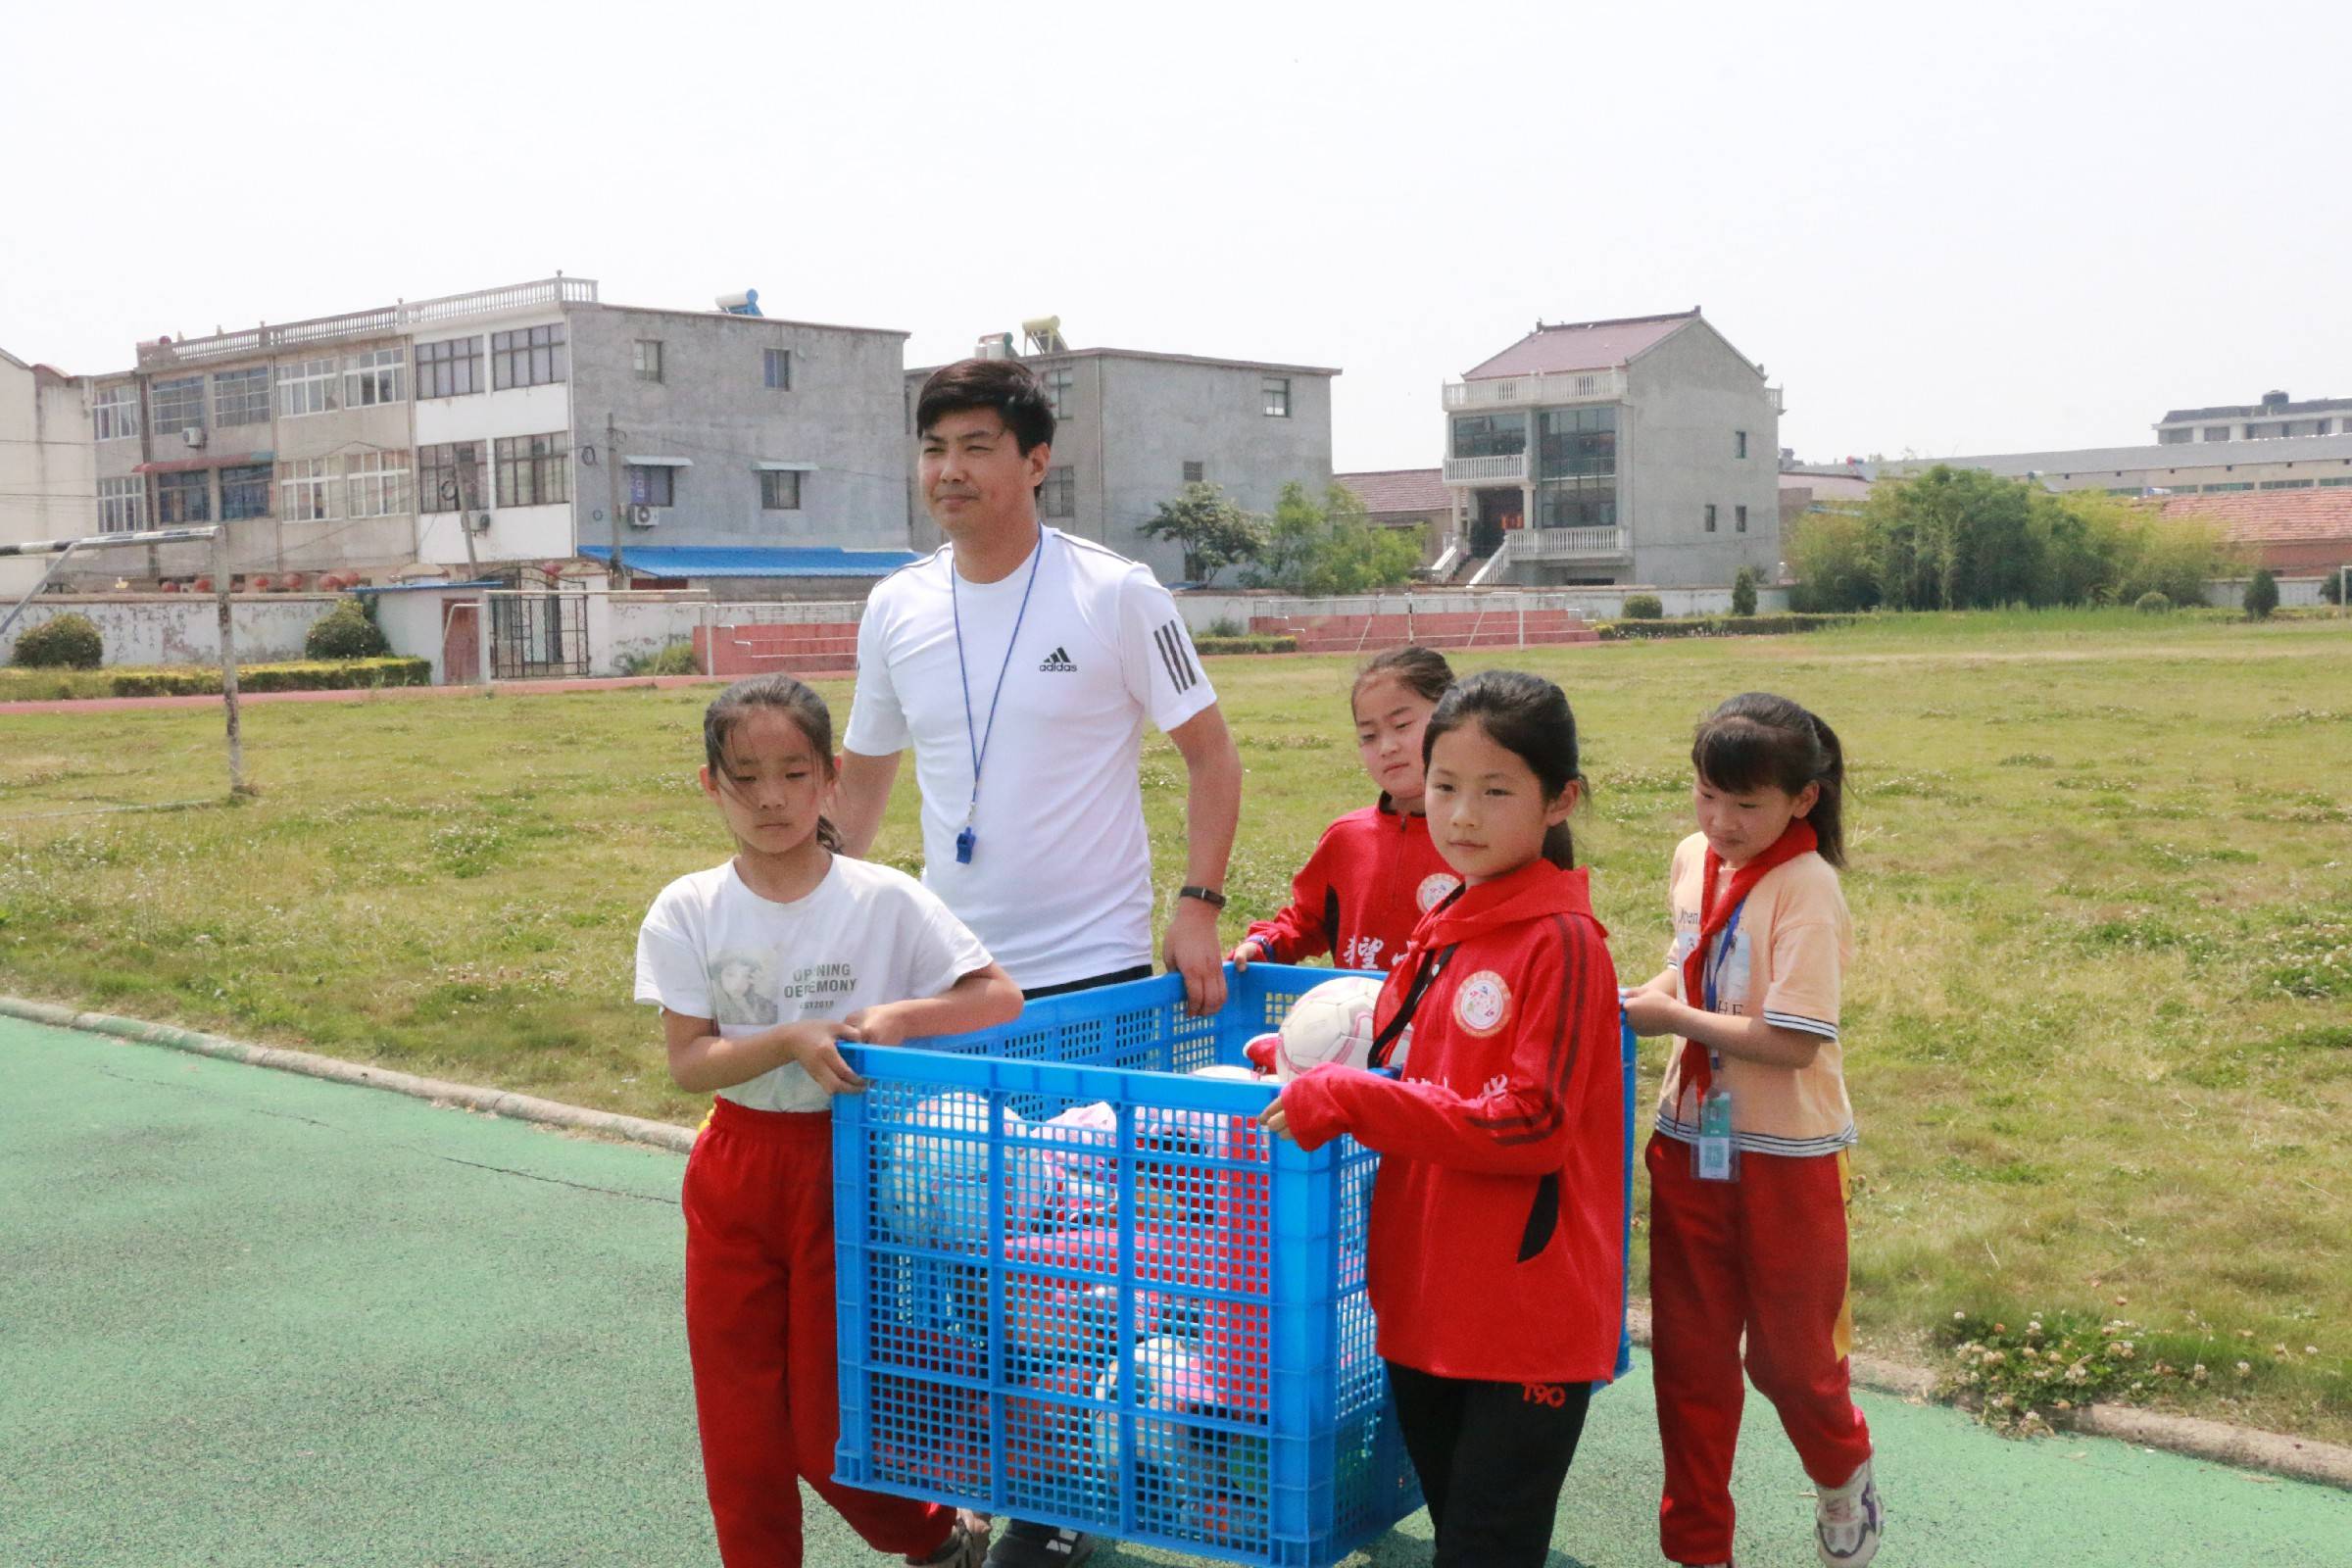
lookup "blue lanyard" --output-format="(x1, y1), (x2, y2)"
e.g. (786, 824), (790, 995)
(1701, 899), (1746, 1068)
(948, 530), (1045, 863)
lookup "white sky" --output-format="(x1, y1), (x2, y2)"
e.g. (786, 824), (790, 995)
(3, 0), (2345, 472)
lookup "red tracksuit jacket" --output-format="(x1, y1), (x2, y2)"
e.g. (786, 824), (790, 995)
(1280, 858), (1624, 1384)
(1245, 803), (1462, 973)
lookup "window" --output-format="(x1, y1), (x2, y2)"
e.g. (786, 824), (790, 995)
(495, 433), (570, 507)
(2246, 421), (2286, 439)
(760, 469), (802, 511)
(1042, 368), (1073, 418)
(152, 376), (205, 434)
(212, 367), (270, 427)
(1262, 376), (1291, 417)
(92, 385), (140, 441)
(627, 465), (675, 508)
(345, 347), (405, 408)
(1703, 504), (1718, 533)
(1539, 481), (1616, 528)
(2158, 427), (2192, 445)
(763, 347), (792, 390)
(417, 441), (487, 512)
(156, 469), (211, 524)
(2319, 476), (2352, 487)
(1736, 429), (1748, 459)
(220, 464), (272, 520)
(1735, 504), (1748, 533)
(279, 457), (337, 521)
(1538, 406), (1616, 479)
(1451, 413), (1527, 459)
(2203, 481), (2253, 492)
(491, 324), (567, 389)
(2259, 478), (2315, 490)
(1182, 461), (1204, 484)
(2203, 426), (2230, 441)
(278, 358), (339, 416)
(416, 336), (482, 399)
(634, 339), (663, 382)
(1041, 466), (1075, 518)
(346, 450), (411, 516)
(97, 476), (146, 533)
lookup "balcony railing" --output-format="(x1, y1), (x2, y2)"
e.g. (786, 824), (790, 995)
(1444, 368), (1628, 411)
(136, 277), (600, 368)
(1443, 453), (1529, 485)
(1513, 524), (1629, 561)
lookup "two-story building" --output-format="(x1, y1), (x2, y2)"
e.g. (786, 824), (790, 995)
(906, 326), (1339, 583)
(71, 277), (917, 594)
(1439, 309), (1783, 587)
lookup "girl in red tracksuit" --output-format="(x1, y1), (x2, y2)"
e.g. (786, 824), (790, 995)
(1620, 692), (1880, 1568)
(634, 674), (1021, 1568)
(1231, 646), (1460, 976)
(1262, 669), (1624, 1568)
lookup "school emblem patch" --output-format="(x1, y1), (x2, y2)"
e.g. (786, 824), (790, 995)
(1453, 970), (1511, 1036)
(1415, 873), (1460, 912)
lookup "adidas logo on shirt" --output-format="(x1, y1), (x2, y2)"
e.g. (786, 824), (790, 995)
(1038, 646), (1077, 672)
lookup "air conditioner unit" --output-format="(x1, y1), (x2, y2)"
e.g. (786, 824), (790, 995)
(467, 513), (492, 533)
(628, 504), (658, 528)
(182, 426), (206, 449)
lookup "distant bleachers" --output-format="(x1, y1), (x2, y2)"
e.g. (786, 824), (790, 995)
(693, 621), (859, 677)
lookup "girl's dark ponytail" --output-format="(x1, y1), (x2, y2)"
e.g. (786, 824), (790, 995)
(1422, 669), (1585, 868)
(1691, 693), (1845, 867)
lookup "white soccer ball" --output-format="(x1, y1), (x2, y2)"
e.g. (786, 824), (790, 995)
(1273, 976), (1386, 1082)
(878, 1091), (1026, 1250)
(1090, 1335), (1217, 1476)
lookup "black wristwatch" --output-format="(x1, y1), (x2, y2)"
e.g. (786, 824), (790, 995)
(1177, 885), (1227, 909)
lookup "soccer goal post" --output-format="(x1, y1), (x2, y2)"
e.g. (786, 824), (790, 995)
(1, 524), (250, 798)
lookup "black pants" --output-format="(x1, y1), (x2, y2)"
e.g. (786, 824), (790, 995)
(1387, 1360), (1593, 1567)
(1021, 963), (1152, 1002)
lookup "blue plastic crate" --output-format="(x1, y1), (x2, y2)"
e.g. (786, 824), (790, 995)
(831, 961), (1634, 1568)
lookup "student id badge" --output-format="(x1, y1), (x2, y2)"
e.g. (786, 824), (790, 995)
(1693, 1081), (1740, 1183)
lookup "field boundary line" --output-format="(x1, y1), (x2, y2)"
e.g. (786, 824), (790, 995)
(5, 991), (2347, 1493)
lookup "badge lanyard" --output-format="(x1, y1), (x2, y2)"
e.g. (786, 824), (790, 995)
(1693, 898), (1746, 1182)
(1698, 899), (1747, 1072)
(949, 530), (1045, 865)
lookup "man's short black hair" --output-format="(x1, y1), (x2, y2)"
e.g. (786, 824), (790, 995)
(916, 359), (1056, 455)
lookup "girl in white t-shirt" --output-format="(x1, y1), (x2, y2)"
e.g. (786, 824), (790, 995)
(635, 673), (1019, 1568)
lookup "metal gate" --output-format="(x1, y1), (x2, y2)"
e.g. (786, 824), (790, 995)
(488, 591), (589, 679)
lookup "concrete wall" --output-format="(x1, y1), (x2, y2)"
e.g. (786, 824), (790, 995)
(568, 306), (912, 562)
(0, 594), (340, 665)
(596, 592), (709, 675)
(0, 358), (95, 596)
(1102, 358), (1335, 581)
(1173, 582), (1793, 634)
(1620, 321), (1782, 587)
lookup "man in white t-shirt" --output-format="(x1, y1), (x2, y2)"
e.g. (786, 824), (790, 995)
(836, 358), (1243, 1568)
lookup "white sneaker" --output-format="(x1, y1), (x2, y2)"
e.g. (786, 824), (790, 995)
(1814, 1457), (1883, 1567)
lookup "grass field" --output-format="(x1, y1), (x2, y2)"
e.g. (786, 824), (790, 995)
(3, 609), (2347, 1442)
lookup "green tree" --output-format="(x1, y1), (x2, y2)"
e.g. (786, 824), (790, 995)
(2243, 566), (2279, 619)
(1786, 509), (1879, 612)
(1730, 565), (1759, 616)
(1243, 482), (1421, 595)
(1858, 465), (2041, 610)
(2111, 513), (2232, 607)
(1137, 482), (1266, 585)
(2321, 565), (2346, 606)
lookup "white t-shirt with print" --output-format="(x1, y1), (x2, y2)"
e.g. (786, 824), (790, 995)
(634, 856), (994, 1112)
(844, 528), (1218, 989)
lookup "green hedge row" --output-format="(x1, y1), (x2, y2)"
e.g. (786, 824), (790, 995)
(1194, 635), (1300, 655)
(7, 659), (435, 699)
(1594, 612), (1858, 641)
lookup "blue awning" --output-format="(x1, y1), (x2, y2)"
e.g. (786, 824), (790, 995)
(578, 545), (916, 579)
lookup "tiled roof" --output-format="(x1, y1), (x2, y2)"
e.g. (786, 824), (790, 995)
(2158, 489), (2352, 544)
(1462, 311), (1699, 380)
(2162, 396), (2352, 422)
(1337, 467), (1447, 514)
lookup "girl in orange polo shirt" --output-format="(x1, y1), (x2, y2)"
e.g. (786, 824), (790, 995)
(1621, 692), (1880, 1568)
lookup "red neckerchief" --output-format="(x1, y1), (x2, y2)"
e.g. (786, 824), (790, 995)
(1676, 817), (1817, 1104)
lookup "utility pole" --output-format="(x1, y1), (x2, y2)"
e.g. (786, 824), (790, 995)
(606, 413), (626, 587)
(212, 527), (247, 797)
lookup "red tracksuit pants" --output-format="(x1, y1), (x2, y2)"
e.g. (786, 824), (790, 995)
(1645, 1134), (1874, 1566)
(684, 1099), (955, 1567)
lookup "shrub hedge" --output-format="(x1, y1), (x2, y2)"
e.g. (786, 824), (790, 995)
(1594, 612), (1857, 641)
(96, 659), (431, 697)
(1193, 635), (1299, 655)
(1620, 593), (1665, 620)
(12, 612), (105, 669)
